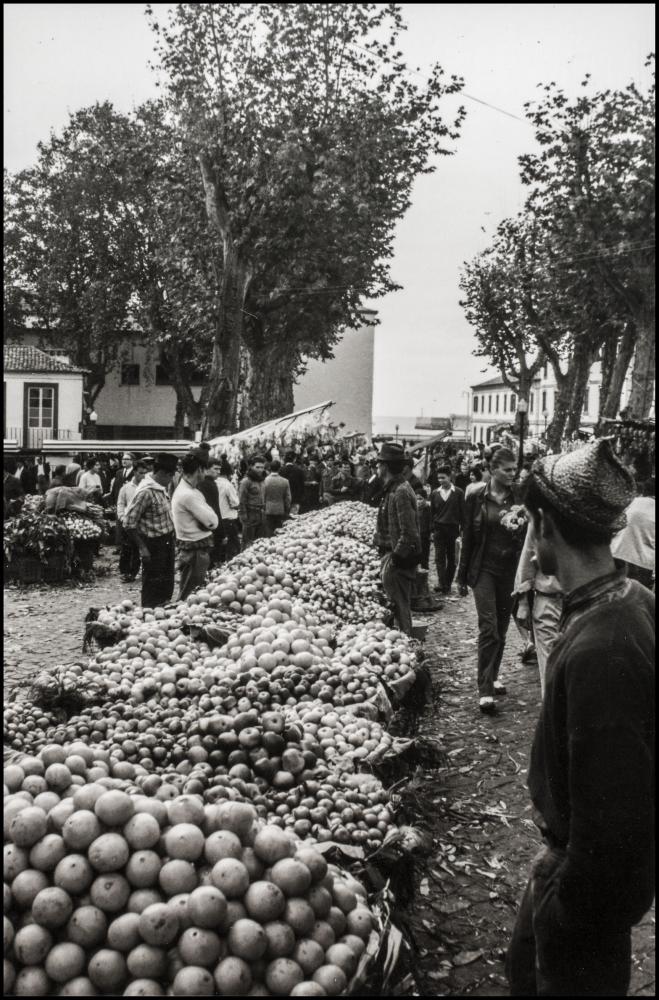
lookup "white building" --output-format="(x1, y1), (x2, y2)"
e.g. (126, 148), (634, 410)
(293, 313), (376, 435)
(4, 345), (85, 452)
(468, 360), (654, 445)
(10, 315), (377, 440)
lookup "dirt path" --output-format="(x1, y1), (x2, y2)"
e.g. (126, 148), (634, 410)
(3, 548), (655, 995)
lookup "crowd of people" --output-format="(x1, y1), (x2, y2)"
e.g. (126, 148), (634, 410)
(3, 432), (656, 996)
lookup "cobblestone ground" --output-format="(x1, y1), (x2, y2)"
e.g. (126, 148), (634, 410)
(3, 547), (656, 996)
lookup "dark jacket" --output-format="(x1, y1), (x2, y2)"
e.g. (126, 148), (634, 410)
(20, 465), (38, 495)
(331, 472), (359, 500)
(282, 462), (305, 505)
(528, 570), (654, 934)
(430, 485), (465, 530)
(111, 467), (133, 506)
(239, 470), (265, 526)
(374, 474), (421, 570)
(457, 481), (524, 588)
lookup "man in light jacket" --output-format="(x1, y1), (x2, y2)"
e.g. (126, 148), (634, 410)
(117, 459), (147, 583)
(264, 460), (292, 537)
(171, 452), (219, 601)
(513, 518), (562, 698)
(216, 459), (241, 560)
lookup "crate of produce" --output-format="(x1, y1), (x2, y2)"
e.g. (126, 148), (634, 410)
(43, 552), (69, 583)
(13, 555), (44, 584)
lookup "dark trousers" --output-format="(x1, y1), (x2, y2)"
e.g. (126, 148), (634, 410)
(141, 533), (175, 609)
(472, 567), (516, 696)
(222, 519), (241, 561)
(381, 554), (414, 636)
(119, 535), (141, 579)
(241, 521), (264, 550)
(177, 546), (211, 601)
(434, 524), (460, 591)
(507, 869), (632, 996)
(265, 514), (285, 537)
(419, 531), (431, 571)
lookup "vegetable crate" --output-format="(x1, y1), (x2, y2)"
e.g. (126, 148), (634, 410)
(43, 553), (69, 583)
(13, 556), (44, 585)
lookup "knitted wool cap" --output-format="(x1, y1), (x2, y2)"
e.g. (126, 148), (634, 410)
(377, 442), (407, 462)
(531, 438), (635, 533)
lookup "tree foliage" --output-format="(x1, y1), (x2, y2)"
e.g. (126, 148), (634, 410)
(461, 58), (655, 446)
(148, 2), (466, 434)
(4, 104), (142, 403)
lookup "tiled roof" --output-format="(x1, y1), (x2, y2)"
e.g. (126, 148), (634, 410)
(4, 344), (88, 374)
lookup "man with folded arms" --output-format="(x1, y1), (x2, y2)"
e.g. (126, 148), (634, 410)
(171, 452), (219, 601)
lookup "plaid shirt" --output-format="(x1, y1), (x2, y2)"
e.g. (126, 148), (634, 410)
(123, 477), (174, 538)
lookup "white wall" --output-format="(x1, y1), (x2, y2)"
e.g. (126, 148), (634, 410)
(4, 372), (83, 441)
(93, 343), (202, 429)
(294, 320), (375, 435)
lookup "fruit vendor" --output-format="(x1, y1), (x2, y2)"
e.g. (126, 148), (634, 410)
(123, 452), (178, 608)
(507, 440), (655, 996)
(373, 442), (421, 635)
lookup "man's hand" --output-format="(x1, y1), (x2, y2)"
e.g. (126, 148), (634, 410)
(139, 546), (151, 565)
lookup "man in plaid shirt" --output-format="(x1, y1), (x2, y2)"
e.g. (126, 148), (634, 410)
(124, 453), (177, 608)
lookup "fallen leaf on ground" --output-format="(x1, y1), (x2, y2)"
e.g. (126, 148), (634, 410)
(452, 949), (484, 966)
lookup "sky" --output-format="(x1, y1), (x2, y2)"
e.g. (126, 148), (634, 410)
(4, 3), (655, 420)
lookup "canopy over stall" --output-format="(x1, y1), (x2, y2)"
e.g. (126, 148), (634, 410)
(208, 401), (335, 456)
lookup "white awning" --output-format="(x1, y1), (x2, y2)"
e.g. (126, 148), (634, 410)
(209, 401), (335, 451)
(40, 439), (192, 455)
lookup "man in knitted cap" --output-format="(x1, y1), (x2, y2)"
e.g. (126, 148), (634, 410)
(507, 440), (654, 996)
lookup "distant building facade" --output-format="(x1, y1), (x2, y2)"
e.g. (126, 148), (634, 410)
(4, 344), (85, 451)
(9, 315), (376, 439)
(468, 360), (654, 445)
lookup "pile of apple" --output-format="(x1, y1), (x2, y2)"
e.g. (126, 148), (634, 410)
(4, 756), (378, 997)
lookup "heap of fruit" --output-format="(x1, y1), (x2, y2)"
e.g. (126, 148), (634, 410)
(4, 765), (377, 997)
(4, 503), (424, 993)
(60, 515), (104, 541)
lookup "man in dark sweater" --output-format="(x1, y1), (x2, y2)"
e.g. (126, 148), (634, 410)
(430, 465), (465, 594)
(507, 440), (655, 997)
(282, 451), (305, 515)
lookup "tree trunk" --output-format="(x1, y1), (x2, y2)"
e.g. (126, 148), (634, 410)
(545, 361), (569, 452)
(599, 322), (637, 422)
(239, 342), (297, 428)
(564, 347), (593, 438)
(626, 306), (655, 419)
(201, 250), (250, 437)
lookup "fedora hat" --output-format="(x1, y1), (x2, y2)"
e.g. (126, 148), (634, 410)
(377, 442), (407, 462)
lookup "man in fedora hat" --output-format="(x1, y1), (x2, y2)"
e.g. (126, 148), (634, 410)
(507, 440), (654, 996)
(373, 442), (421, 635)
(123, 452), (178, 608)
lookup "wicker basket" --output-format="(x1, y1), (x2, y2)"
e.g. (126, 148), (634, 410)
(14, 555), (44, 584)
(74, 540), (96, 573)
(43, 553), (69, 583)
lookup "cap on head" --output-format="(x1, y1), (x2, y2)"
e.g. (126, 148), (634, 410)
(531, 439), (635, 534)
(377, 442), (407, 463)
(153, 453), (179, 473)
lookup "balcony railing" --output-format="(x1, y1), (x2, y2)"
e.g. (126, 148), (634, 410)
(4, 427), (74, 450)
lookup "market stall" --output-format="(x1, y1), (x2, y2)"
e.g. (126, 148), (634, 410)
(209, 401), (338, 462)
